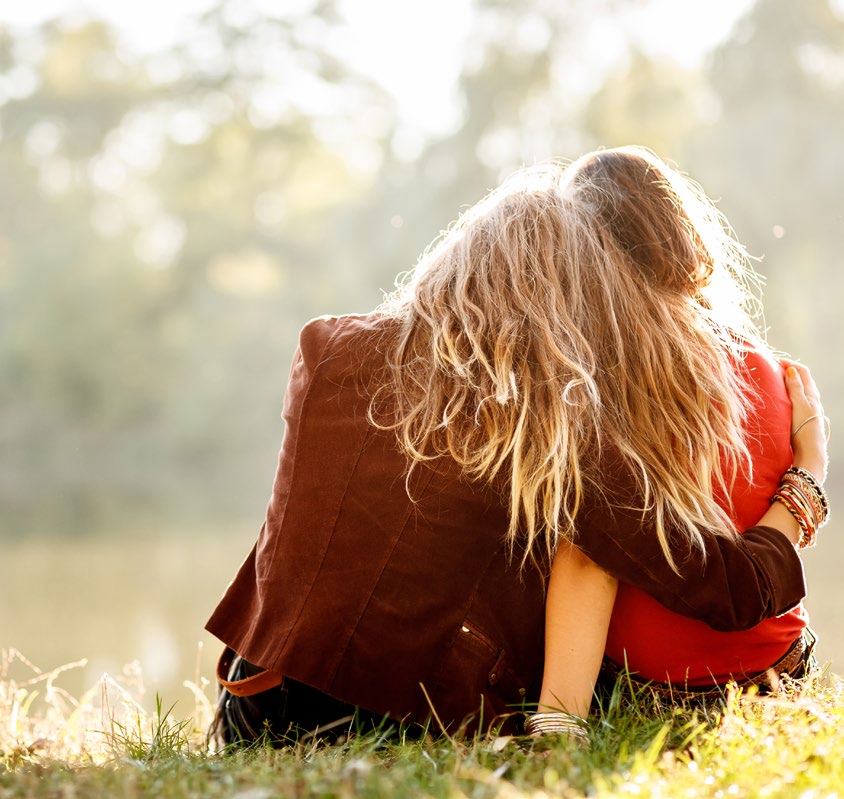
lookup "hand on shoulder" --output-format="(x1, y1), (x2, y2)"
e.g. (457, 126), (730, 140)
(782, 361), (828, 484)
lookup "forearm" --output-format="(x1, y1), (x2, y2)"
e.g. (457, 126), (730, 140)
(539, 543), (618, 718)
(756, 497), (802, 547)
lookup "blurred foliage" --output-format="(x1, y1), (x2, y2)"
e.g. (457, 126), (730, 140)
(0, 0), (842, 538)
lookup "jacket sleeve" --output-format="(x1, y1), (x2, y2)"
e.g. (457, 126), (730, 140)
(573, 461), (806, 632)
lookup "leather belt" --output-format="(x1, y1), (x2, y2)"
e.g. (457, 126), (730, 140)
(598, 627), (817, 704)
(216, 647), (283, 697)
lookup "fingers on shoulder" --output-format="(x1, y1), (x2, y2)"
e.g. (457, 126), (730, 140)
(783, 361), (821, 409)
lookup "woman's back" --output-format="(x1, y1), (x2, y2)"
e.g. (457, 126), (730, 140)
(605, 343), (808, 684)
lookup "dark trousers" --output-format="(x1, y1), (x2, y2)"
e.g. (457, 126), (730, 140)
(212, 655), (392, 747)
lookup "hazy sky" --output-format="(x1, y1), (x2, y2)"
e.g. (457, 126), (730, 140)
(0, 0), (760, 134)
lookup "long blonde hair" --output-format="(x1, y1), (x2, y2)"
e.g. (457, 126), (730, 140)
(376, 146), (767, 570)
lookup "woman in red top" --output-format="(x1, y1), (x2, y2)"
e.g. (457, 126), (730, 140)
(605, 344), (806, 687)
(536, 148), (828, 738)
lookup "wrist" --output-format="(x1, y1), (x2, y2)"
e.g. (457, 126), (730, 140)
(770, 466), (830, 550)
(793, 457), (827, 485)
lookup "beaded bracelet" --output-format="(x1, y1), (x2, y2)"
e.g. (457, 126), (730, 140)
(771, 491), (816, 549)
(781, 475), (824, 530)
(771, 464), (830, 549)
(782, 481), (818, 522)
(785, 467), (830, 525)
(774, 483), (815, 547)
(772, 489), (816, 549)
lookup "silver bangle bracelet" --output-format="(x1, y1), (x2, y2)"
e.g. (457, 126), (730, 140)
(791, 414), (831, 443)
(524, 712), (589, 742)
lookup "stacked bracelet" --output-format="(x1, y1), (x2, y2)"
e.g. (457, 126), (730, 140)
(523, 712), (589, 744)
(772, 490), (815, 548)
(786, 467), (829, 522)
(771, 466), (830, 549)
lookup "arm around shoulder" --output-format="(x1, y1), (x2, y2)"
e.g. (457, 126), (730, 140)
(573, 483), (806, 633)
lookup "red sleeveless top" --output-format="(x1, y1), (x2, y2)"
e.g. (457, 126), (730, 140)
(605, 344), (808, 685)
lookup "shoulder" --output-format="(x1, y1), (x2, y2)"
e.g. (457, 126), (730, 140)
(734, 341), (791, 465)
(288, 313), (401, 405)
(298, 312), (399, 366)
(739, 339), (783, 376)
(736, 340), (788, 404)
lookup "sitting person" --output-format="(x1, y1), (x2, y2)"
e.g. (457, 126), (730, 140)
(206, 148), (826, 745)
(533, 147), (828, 739)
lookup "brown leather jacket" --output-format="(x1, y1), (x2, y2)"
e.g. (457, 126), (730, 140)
(206, 313), (805, 732)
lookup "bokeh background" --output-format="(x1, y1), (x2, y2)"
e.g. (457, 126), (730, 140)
(1, 0), (842, 711)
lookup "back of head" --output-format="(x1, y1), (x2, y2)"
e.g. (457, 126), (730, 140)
(556, 147), (768, 564)
(565, 148), (712, 290)
(379, 147), (766, 570)
(561, 146), (757, 328)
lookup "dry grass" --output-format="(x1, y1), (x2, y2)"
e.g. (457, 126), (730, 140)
(0, 648), (214, 767)
(2, 649), (844, 798)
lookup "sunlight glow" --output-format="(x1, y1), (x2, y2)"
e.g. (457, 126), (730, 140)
(2, 0), (758, 136)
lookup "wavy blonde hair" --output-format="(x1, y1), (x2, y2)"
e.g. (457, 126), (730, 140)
(376, 146), (767, 571)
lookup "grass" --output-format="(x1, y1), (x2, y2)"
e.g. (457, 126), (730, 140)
(2, 649), (843, 798)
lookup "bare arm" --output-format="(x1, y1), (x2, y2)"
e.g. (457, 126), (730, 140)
(538, 542), (617, 717)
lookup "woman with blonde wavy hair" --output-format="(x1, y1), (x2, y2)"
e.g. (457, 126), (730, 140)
(206, 147), (828, 746)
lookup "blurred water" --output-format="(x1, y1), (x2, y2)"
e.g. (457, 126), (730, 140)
(0, 531), (252, 714)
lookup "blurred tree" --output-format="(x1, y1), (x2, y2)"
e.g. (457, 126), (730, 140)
(0, 22), (171, 534)
(0, 2), (397, 536)
(582, 48), (713, 164)
(696, 0), (844, 394)
(1, 0), (840, 539)
(350, 0), (650, 306)
(702, 0), (844, 237)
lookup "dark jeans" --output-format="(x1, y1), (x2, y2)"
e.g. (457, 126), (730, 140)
(212, 655), (394, 748)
